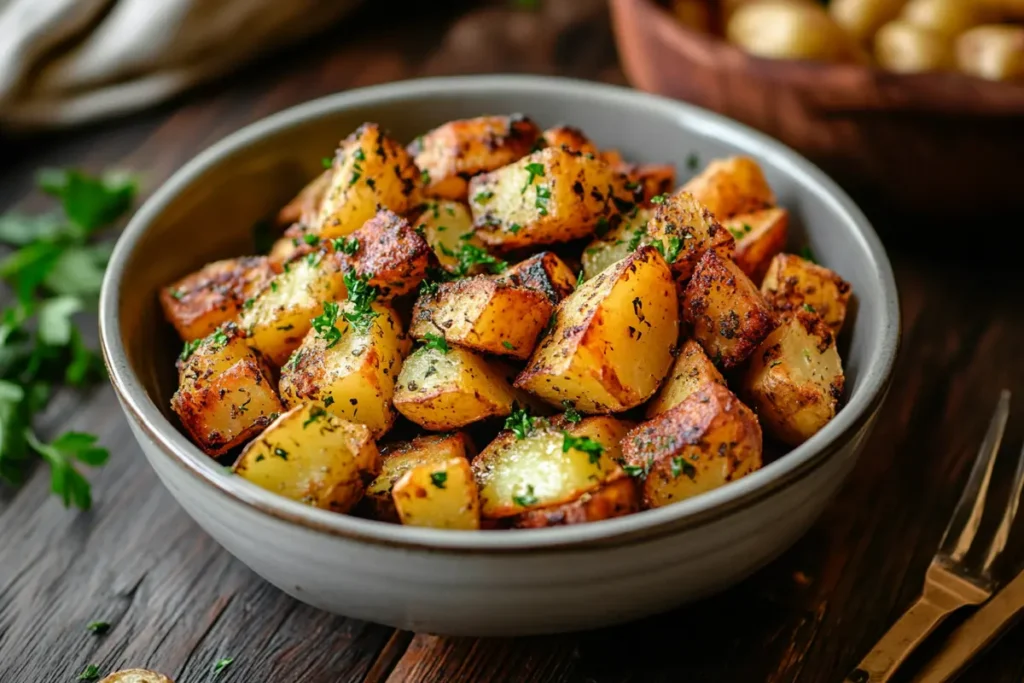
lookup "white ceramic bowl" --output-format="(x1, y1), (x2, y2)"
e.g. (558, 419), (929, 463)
(99, 75), (900, 636)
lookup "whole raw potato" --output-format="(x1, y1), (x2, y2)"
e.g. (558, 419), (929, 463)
(830, 0), (907, 42)
(875, 20), (954, 72)
(727, 1), (851, 62)
(956, 25), (1024, 80)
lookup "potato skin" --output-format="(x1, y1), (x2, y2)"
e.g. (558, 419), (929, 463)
(278, 303), (408, 437)
(468, 146), (633, 250)
(170, 323), (282, 456)
(233, 403), (380, 513)
(646, 190), (735, 282)
(473, 415), (631, 518)
(496, 251), (578, 304)
(516, 246), (679, 413)
(411, 114), (542, 201)
(393, 346), (518, 430)
(725, 207), (789, 285)
(160, 256), (275, 342)
(365, 433), (475, 522)
(623, 383), (763, 509)
(956, 25), (1024, 81)
(761, 253), (852, 334)
(742, 310), (845, 445)
(411, 277), (554, 360)
(336, 208), (432, 300)
(645, 338), (727, 418)
(681, 156), (776, 220)
(277, 168), (332, 228)
(683, 249), (777, 369)
(541, 125), (599, 154)
(393, 456), (481, 530)
(315, 123), (419, 238)
(511, 478), (640, 528)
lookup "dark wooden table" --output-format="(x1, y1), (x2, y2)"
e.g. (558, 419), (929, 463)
(3, 2), (1024, 682)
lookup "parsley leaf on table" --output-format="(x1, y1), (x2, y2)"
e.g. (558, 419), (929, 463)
(0, 168), (137, 509)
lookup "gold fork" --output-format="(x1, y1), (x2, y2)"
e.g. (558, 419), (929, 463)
(846, 389), (1022, 683)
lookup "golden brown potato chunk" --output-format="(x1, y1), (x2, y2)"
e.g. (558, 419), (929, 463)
(393, 346), (518, 430)
(160, 256), (275, 341)
(681, 156), (776, 219)
(412, 200), (488, 274)
(171, 323), (283, 455)
(278, 302), (408, 437)
(742, 311), (845, 446)
(541, 125), (599, 154)
(496, 251), (577, 304)
(682, 249), (777, 369)
(580, 207), (652, 281)
(268, 232), (318, 269)
(725, 207), (789, 285)
(315, 123), (419, 238)
(277, 168), (332, 228)
(239, 250), (347, 367)
(646, 339), (727, 418)
(623, 383), (763, 509)
(468, 146), (633, 250)
(365, 433), (475, 522)
(233, 403), (379, 513)
(411, 277), (554, 360)
(761, 253), (852, 334)
(335, 208), (432, 300)
(411, 114), (542, 200)
(473, 414), (631, 518)
(393, 456), (481, 530)
(622, 163), (677, 208)
(511, 478), (640, 528)
(645, 190), (735, 281)
(516, 246), (679, 413)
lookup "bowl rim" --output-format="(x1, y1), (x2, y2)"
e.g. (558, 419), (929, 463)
(99, 74), (900, 553)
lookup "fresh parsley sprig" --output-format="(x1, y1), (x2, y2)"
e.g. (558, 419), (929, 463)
(341, 271), (380, 334)
(0, 169), (136, 510)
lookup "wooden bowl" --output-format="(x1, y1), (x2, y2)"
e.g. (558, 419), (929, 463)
(610, 0), (1024, 218)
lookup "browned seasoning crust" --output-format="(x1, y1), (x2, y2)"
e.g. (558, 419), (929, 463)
(511, 478), (640, 528)
(335, 208), (432, 300)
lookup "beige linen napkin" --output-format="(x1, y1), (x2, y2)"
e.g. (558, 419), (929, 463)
(0, 0), (359, 128)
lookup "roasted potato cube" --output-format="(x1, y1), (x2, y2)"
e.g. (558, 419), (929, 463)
(277, 168), (332, 228)
(624, 383), (762, 509)
(541, 125), (599, 154)
(411, 115), (542, 201)
(410, 276), (553, 360)
(412, 200), (488, 274)
(725, 207), (789, 285)
(393, 457), (481, 530)
(516, 246), (678, 413)
(496, 251), (577, 304)
(956, 25), (1024, 81)
(314, 123), (418, 238)
(473, 415), (631, 518)
(683, 249), (777, 369)
(393, 346), (518, 430)
(469, 146), (633, 250)
(335, 208), (431, 300)
(742, 311), (845, 446)
(580, 207), (652, 281)
(646, 339), (727, 418)
(171, 323), (283, 455)
(160, 256), (275, 341)
(622, 163), (677, 208)
(278, 302), (408, 437)
(365, 433), (475, 522)
(761, 253), (852, 334)
(646, 190), (735, 281)
(233, 403), (379, 512)
(239, 250), (347, 367)
(681, 156), (776, 220)
(511, 478), (640, 528)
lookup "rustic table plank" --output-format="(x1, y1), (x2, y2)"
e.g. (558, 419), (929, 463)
(3, 1), (1024, 682)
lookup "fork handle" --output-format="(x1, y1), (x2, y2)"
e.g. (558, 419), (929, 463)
(845, 591), (959, 683)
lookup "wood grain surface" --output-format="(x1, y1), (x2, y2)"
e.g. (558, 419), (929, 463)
(2, 1), (1024, 682)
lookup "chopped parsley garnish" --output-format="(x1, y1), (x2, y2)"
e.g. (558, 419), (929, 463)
(577, 270), (585, 286)
(430, 471), (448, 489)
(311, 301), (342, 347)
(595, 216), (611, 237)
(627, 225), (647, 251)
(561, 400), (582, 423)
(211, 328), (229, 347)
(535, 185), (551, 216)
(452, 242), (506, 276)
(242, 297), (255, 309)
(671, 456), (696, 480)
(504, 406), (536, 440)
(562, 432), (604, 464)
(663, 235), (683, 263)
(341, 271), (380, 334)
(332, 236), (360, 255)
(501, 340), (515, 350)
(728, 223), (753, 241)
(508, 223), (522, 234)
(418, 266), (453, 296)
(802, 349), (812, 361)
(303, 405), (328, 428)
(78, 664), (101, 680)
(422, 333), (449, 353)
(473, 190), (494, 204)
(321, 157), (333, 169)
(623, 455), (654, 479)
(802, 303), (816, 313)
(353, 148), (366, 162)
(303, 233), (319, 245)
(522, 162), (546, 193)
(650, 194), (668, 204)
(421, 169), (431, 185)
(86, 621), (110, 635)
(512, 484), (538, 507)
(324, 395), (335, 407)
(213, 658), (234, 677)
(687, 152), (700, 170)
(273, 448), (288, 460)
(799, 245), (817, 263)
(179, 338), (203, 362)
(169, 288), (185, 300)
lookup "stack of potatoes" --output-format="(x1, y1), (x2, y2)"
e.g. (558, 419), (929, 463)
(672, 0), (1024, 80)
(160, 115), (852, 531)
